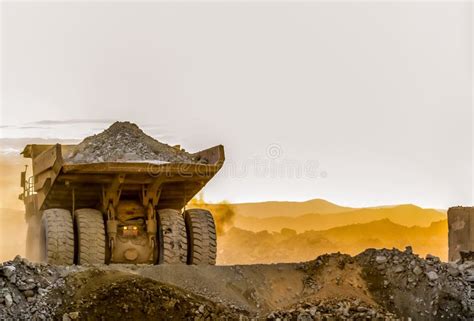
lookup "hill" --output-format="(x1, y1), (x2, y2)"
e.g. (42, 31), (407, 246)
(233, 204), (446, 233)
(217, 219), (448, 264)
(210, 198), (354, 218)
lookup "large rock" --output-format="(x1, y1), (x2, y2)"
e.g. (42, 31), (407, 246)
(413, 266), (423, 276)
(4, 293), (13, 308)
(2, 265), (16, 278)
(426, 271), (438, 281)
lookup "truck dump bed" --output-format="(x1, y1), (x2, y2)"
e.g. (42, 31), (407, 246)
(21, 144), (225, 213)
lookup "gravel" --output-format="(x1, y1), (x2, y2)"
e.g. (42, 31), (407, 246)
(266, 298), (397, 320)
(356, 247), (473, 320)
(0, 255), (80, 320)
(2, 249), (473, 320)
(64, 121), (207, 164)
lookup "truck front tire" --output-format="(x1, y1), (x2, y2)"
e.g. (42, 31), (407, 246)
(40, 208), (75, 265)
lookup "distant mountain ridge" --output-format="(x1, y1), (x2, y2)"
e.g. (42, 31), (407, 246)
(232, 204), (446, 233)
(228, 198), (354, 218)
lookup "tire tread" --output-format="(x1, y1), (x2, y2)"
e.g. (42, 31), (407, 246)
(158, 209), (187, 264)
(184, 209), (217, 265)
(75, 208), (106, 265)
(41, 209), (74, 265)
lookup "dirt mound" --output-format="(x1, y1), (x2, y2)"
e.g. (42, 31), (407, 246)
(270, 248), (472, 320)
(65, 121), (204, 164)
(268, 254), (397, 319)
(299, 254), (375, 305)
(125, 263), (306, 315)
(56, 269), (240, 321)
(1, 248), (473, 320)
(355, 247), (473, 320)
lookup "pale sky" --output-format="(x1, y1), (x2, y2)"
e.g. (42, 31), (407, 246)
(1, 2), (472, 208)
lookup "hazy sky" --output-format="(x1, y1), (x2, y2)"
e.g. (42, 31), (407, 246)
(1, 2), (472, 208)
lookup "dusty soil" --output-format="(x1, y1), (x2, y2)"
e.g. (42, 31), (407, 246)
(1, 248), (473, 320)
(114, 263), (306, 315)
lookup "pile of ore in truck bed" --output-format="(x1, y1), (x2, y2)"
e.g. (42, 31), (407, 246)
(65, 121), (207, 164)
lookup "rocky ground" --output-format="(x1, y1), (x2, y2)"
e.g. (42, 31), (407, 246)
(65, 121), (206, 164)
(1, 248), (473, 320)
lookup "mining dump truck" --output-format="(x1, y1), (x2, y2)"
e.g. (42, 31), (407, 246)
(19, 142), (224, 265)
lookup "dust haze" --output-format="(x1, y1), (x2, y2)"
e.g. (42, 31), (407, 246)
(189, 195), (236, 236)
(0, 150), (449, 263)
(0, 155), (28, 261)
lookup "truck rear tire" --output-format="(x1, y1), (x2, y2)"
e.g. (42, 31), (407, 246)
(40, 208), (75, 265)
(157, 209), (187, 264)
(184, 209), (217, 265)
(74, 208), (106, 265)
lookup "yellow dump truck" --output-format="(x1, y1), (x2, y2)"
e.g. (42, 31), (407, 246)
(19, 143), (224, 265)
